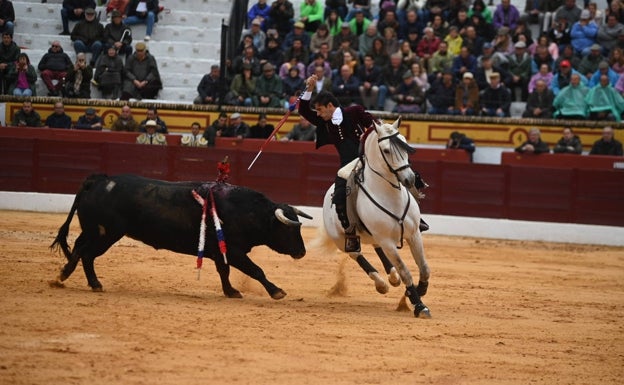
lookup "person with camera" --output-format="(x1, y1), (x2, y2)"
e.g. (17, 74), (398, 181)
(7, 52), (37, 96)
(63, 52), (92, 98)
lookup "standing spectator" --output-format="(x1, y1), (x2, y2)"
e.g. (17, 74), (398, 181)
(225, 63), (256, 106)
(446, 131), (476, 161)
(426, 70), (456, 115)
(0, 31), (19, 94)
(553, 73), (589, 119)
(93, 46), (124, 99)
(280, 116), (316, 141)
(104, 10), (133, 59)
(38, 41), (73, 97)
(515, 128), (550, 154)
(454, 71), (479, 116)
(268, 0), (295, 38)
(479, 72), (511, 117)
(70, 7), (104, 67)
(60, 0), (96, 36)
(11, 99), (41, 127)
(220, 112), (249, 138)
(44, 101), (72, 129)
(570, 9), (598, 57)
(248, 113), (275, 139)
(139, 107), (167, 133)
(553, 127), (583, 154)
(252, 63), (283, 108)
(136, 120), (167, 145)
(203, 112), (227, 146)
(63, 52), (92, 98)
(121, 42), (162, 100)
(194, 65), (222, 105)
(180, 122), (208, 147)
(124, 0), (159, 41)
(585, 73), (624, 121)
(74, 107), (103, 130)
(110, 104), (140, 132)
(7, 53), (37, 96)
(589, 126), (624, 156)
(522, 79), (555, 119)
(0, 0), (15, 36)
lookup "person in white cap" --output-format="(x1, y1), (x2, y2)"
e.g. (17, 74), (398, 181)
(454, 72), (479, 116)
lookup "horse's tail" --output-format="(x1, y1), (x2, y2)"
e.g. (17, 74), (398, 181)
(309, 223), (338, 255)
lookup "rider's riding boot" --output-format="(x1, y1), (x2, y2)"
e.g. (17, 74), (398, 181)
(336, 203), (360, 252)
(419, 218), (429, 232)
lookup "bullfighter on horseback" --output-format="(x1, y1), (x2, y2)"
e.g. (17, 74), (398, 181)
(299, 74), (428, 252)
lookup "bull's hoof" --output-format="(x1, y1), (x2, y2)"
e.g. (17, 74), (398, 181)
(414, 304), (431, 319)
(91, 286), (104, 292)
(225, 289), (243, 299)
(417, 280), (428, 297)
(48, 279), (65, 288)
(270, 289), (287, 300)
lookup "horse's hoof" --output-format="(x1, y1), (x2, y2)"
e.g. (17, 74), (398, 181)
(388, 268), (401, 287)
(270, 289), (287, 300)
(375, 280), (389, 294)
(414, 305), (431, 319)
(48, 279), (65, 288)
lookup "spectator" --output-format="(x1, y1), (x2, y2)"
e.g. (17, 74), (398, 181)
(74, 107), (103, 130)
(11, 100), (41, 127)
(427, 40), (453, 78)
(589, 126), (624, 156)
(367, 37), (389, 68)
(260, 37), (285, 70)
(194, 64), (222, 105)
(70, 7), (104, 67)
(306, 52), (331, 78)
(60, 0), (96, 36)
(310, 23), (333, 56)
(309, 64), (332, 97)
(461, 26), (485, 57)
(381, 26), (399, 57)
(446, 131), (476, 161)
(38, 41), (73, 97)
(281, 65), (304, 106)
(585, 73), (624, 121)
(493, 0), (520, 33)
(426, 70), (456, 115)
(332, 64), (361, 106)
(570, 9), (598, 57)
(443, 25), (462, 56)
(282, 38), (309, 68)
(0, 0), (15, 36)
(597, 14), (624, 57)
(528, 63), (554, 93)
(233, 45), (262, 76)
(391, 70), (424, 113)
(454, 71), (479, 116)
(248, 113), (275, 139)
(507, 41), (531, 101)
(324, 0), (348, 21)
(242, 18), (267, 53)
(468, 0), (493, 24)
(203, 112), (227, 146)
(0, 32), (20, 94)
(121, 42), (162, 100)
(523, 0), (558, 33)
(225, 63), (256, 106)
(139, 107), (167, 133)
(110, 104), (140, 132)
(136, 120), (167, 145)
(44, 101), (72, 129)
(578, 44), (606, 81)
(552, 59), (587, 96)
(470, 12), (495, 43)
(493, 27), (514, 56)
(522, 79), (555, 119)
(548, 17), (572, 52)
(515, 127), (550, 154)
(180, 122), (208, 147)
(104, 10), (133, 58)
(410, 62), (429, 93)
(268, 0), (295, 38)
(300, 0), (324, 34)
(344, 0), (371, 22)
(252, 62), (283, 108)
(378, 52), (406, 110)
(280, 116), (316, 141)
(529, 34), (559, 63)
(283, 21), (311, 51)
(479, 72), (511, 117)
(93, 46), (124, 99)
(63, 52), (92, 98)
(124, 0), (159, 42)
(553, 127), (583, 154)
(220, 112), (249, 139)
(554, 0), (582, 26)
(325, 8), (343, 37)
(416, 27), (440, 70)
(357, 23), (379, 61)
(248, 0), (270, 29)
(106, 0), (130, 17)
(555, 43), (579, 69)
(609, 47), (624, 74)
(451, 46), (477, 82)
(588, 60), (619, 87)
(474, 55), (511, 91)
(553, 73), (589, 119)
(7, 53), (37, 96)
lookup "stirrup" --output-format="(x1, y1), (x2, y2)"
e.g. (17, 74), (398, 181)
(344, 233), (361, 253)
(419, 219), (429, 233)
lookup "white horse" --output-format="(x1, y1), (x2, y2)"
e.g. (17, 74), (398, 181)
(317, 117), (431, 318)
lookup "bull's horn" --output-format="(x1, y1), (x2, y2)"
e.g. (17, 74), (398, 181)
(294, 208), (313, 220)
(275, 208), (301, 227)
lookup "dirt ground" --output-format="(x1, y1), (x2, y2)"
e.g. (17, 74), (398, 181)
(0, 210), (623, 385)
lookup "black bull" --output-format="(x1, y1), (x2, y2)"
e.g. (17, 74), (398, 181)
(50, 174), (312, 299)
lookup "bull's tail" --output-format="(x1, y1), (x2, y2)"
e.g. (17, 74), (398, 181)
(50, 174), (104, 260)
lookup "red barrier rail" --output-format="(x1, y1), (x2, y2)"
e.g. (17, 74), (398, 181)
(501, 151), (624, 170)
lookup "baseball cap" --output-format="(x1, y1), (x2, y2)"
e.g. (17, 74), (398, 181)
(560, 60), (571, 67)
(85, 107), (96, 115)
(294, 21), (304, 29)
(85, 7), (95, 14)
(463, 72), (474, 79)
(580, 9), (590, 19)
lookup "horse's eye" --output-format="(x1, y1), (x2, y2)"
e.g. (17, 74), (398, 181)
(382, 149), (391, 154)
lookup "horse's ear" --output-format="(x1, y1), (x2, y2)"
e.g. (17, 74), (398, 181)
(373, 119), (381, 131)
(393, 116), (402, 130)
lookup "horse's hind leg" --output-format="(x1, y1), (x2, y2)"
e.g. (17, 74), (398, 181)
(352, 253), (389, 294)
(374, 246), (401, 287)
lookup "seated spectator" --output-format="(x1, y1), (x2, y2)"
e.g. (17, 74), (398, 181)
(74, 107), (103, 130)
(70, 7), (104, 67)
(416, 27), (440, 70)
(552, 59), (587, 96)
(528, 63), (554, 93)
(493, 0), (520, 32)
(553, 73), (589, 119)
(7, 53), (37, 96)
(300, 0), (324, 34)
(461, 26), (484, 58)
(282, 65), (304, 106)
(444, 26), (462, 56)
(597, 14), (624, 57)
(585, 73), (624, 121)
(38, 41), (73, 97)
(507, 41), (532, 101)
(474, 55), (511, 92)
(548, 17), (572, 52)
(493, 27), (514, 56)
(63, 52), (92, 98)
(446, 131), (476, 161)
(589, 126), (624, 156)
(93, 46), (124, 99)
(181, 122), (208, 147)
(242, 18), (267, 52)
(378, 52), (407, 110)
(269, 0), (295, 38)
(515, 127), (550, 154)
(428, 14), (449, 40)
(528, 34), (559, 63)
(426, 70), (455, 115)
(136, 120), (167, 145)
(279, 54), (306, 80)
(139, 107), (167, 133)
(451, 46), (477, 82)
(0, 0), (14, 36)
(0, 32), (20, 94)
(306, 52), (331, 78)
(111, 104), (139, 131)
(454, 71), (479, 116)
(280, 116), (316, 141)
(588, 61), (620, 87)
(358, 23), (378, 60)
(11, 100), (41, 127)
(121, 42), (162, 100)
(468, 0), (493, 25)
(194, 65), (222, 105)
(578, 44), (607, 80)
(410, 62), (429, 93)
(225, 63), (256, 106)
(392, 70), (424, 113)
(522, 79), (555, 119)
(428, 40), (454, 77)
(523, 0), (557, 33)
(248, 0), (270, 30)
(220, 112), (249, 139)
(283, 21), (311, 51)
(44, 101), (72, 129)
(259, 37), (285, 70)
(310, 23), (333, 56)
(106, 0), (130, 17)
(397, 40), (418, 67)
(344, 0), (371, 23)
(248, 113), (275, 139)
(367, 37), (389, 69)
(554, 0), (582, 28)
(253, 63), (283, 108)
(554, 43), (578, 70)
(609, 47), (624, 74)
(104, 10), (133, 59)
(60, 0), (96, 36)
(332, 64), (361, 106)
(553, 126), (583, 154)
(309, 64), (332, 97)
(479, 72), (511, 117)
(570, 10), (598, 56)
(357, 54), (381, 110)
(124, 0), (159, 41)
(203, 112), (227, 146)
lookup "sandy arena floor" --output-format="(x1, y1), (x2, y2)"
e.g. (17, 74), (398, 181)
(0, 210), (622, 385)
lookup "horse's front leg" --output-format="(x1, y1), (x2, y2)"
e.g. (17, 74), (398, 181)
(351, 252), (389, 294)
(406, 233), (430, 297)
